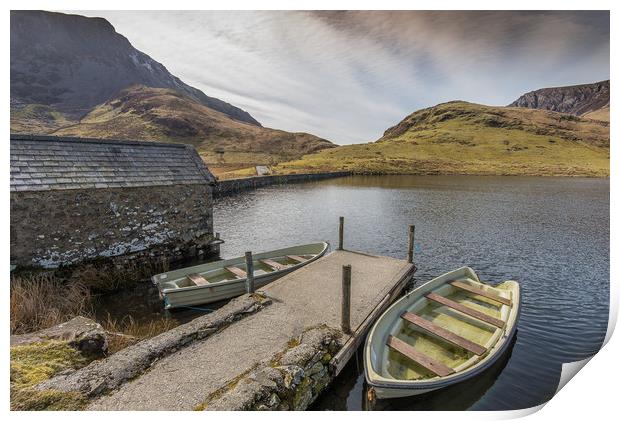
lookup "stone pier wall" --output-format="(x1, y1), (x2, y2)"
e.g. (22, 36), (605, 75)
(214, 172), (351, 197)
(10, 184), (216, 268)
(199, 325), (342, 411)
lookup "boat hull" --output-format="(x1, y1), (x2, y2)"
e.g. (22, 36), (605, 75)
(152, 242), (329, 309)
(364, 267), (521, 399)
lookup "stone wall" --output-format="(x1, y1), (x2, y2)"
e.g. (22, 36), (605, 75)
(10, 184), (216, 268)
(199, 325), (342, 411)
(214, 172), (351, 197)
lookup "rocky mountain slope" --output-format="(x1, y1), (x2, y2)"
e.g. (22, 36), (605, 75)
(35, 85), (335, 167)
(10, 10), (258, 125)
(278, 101), (609, 177)
(10, 10), (336, 175)
(508, 80), (609, 120)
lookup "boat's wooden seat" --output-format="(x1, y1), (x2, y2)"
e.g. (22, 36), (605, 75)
(186, 273), (209, 286)
(261, 259), (287, 270)
(400, 312), (487, 356)
(450, 280), (511, 306)
(286, 255), (307, 264)
(387, 335), (455, 377)
(225, 266), (247, 279)
(426, 292), (505, 328)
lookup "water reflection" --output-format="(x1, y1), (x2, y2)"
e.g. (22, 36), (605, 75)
(93, 175), (609, 410)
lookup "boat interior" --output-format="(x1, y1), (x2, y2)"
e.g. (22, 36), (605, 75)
(160, 254), (316, 290)
(380, 277), (515, 381)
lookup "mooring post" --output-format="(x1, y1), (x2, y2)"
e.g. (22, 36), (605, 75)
(341, 264), (352, 334)
(338, 216), (345, 250)
(245, 251), (255, 293)
(407, 225), (415, 264)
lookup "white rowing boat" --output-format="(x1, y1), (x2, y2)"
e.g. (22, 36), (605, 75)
(364, 267), (520, 399)
(152, 242), (329, 309)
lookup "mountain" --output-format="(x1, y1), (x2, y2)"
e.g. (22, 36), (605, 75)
(39, 85), (335, 166)
(508, 80), (609, 120)
(10, 10), (259, 125)
(277, 101), (609, 177)
(10, 10), (337, 176)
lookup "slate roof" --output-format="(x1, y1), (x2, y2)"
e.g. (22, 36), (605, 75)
(10, 135), (216, 192)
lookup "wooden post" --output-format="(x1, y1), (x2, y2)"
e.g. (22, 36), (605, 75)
(245, 251), (255, 293)
(338, 216), (344, 250)
(407, 225), (415, 264)
(341, 264), (352, 334)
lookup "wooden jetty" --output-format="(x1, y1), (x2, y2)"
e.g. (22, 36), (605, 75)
(87, 219), (416, 410)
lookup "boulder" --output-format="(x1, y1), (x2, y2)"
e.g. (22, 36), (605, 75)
(11, 316), (108, 356)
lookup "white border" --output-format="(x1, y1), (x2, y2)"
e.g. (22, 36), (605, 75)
(3, 1), (615, 419)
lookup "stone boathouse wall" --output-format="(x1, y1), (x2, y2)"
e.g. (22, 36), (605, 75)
(10, 135), (218, 268)
(10, 184), (215, 268)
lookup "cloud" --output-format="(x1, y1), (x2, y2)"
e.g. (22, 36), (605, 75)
(73, 10), (609, 144)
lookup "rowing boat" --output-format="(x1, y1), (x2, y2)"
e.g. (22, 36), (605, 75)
(152, 242), (329, 309)
(364, 267), (520, 399)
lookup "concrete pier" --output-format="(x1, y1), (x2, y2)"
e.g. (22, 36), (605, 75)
(84, 249), (414, 410)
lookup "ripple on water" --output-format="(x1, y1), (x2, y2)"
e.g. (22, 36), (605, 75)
(211, 175), (609, 410)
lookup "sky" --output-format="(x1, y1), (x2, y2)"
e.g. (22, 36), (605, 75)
(76, 10), (609, 145)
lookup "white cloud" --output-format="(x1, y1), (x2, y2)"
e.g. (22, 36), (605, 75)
(73, 10), (609, 144)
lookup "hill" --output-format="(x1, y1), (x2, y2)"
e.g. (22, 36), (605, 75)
(509, 80), (609, 121)
(583, 105), (610, 122)
(41, 86), (335, 170)
(10, 10), (258, 125)
(276, 101), (609, 177)
(10, 10), (336, 176)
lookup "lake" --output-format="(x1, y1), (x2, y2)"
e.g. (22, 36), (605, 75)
(213, 175), (609, 410)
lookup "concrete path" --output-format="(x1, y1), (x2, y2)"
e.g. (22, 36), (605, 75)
(89, 250), (412, 410)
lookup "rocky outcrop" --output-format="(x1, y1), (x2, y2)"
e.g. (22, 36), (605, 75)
(10, 10), (259, 125)
(199, 325), (342, 411)
(36, 294), (271, 397)
(509, 80), (609, 116)
(10, 316), (108, 357)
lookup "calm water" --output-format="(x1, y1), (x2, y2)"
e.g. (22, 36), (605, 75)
(95, 175), (609, 410)
(213, 175), (609, 411)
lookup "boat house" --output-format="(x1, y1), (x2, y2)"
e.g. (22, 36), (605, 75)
(10, 134), (218, 268)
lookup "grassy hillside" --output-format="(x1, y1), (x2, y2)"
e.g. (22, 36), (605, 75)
(583, 105), (610, 122)
(11, 86), (335, 177)
(10, 104), (76, 134)
(275, 101), (609, 177)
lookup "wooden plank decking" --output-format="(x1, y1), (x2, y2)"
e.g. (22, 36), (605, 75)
(89, 249), (415, 410)
(286, 255), (307, 263)
(450, 280), (511, 306)
(225, 266), (247, 279)
(186, 273), (209, 286)
(261, 258), (287, 270)
(400, 312), (487, 355)
(426, 292), (505, 329)
(387, 335), (455, 377)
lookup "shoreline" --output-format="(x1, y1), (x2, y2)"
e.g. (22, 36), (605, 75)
(214, 170), (609, 198)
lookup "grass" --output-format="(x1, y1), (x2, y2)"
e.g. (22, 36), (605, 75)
(30, 85), (334, 167)
(11, 256), (170, 335)
(276, 101), (610, 177)
(10, 341), (91, 410)
(10, 104), (75, 134)
(10, 269), (180, 410)
(10, 273), (92, 335)
(101, 314), (179, 354)
(63, 256), (169, 292)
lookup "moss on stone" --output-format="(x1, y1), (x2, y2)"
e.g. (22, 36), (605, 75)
(11, 388), (88, 411)
(11, 341), (91, 386)
(10, 341), (92, 410)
